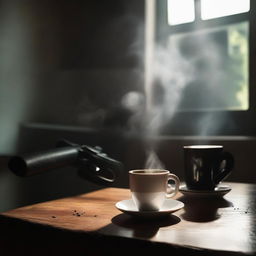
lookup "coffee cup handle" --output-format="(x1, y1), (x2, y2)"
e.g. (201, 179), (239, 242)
(166, 173), (180, 198)
(214, 152), (234, 184)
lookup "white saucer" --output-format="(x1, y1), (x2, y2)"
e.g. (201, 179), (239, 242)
(115, 199), (184, 218)
(179, 183), (231, 198)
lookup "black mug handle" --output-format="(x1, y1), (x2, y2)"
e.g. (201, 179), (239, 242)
(214, 152), (234, 184)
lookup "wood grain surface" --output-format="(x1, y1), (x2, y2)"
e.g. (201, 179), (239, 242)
(1, 182), (256, 256)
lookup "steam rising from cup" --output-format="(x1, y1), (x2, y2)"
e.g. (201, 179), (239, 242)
(144, 149), (165, 169)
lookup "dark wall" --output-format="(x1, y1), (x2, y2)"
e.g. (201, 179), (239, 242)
(0, 0), (145, 212)
(26, 0), (145, 127)
(0, 0), (145, 154)
(1, 0), (144, 70)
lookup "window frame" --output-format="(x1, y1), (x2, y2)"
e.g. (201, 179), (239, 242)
(154, 0), (256, 136)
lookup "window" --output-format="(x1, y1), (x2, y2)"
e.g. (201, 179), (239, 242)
(201, 0), (250, 20)
(168, 22), (249, 111)
(168, 0), (195, 25)
(151, 0), (255, 135)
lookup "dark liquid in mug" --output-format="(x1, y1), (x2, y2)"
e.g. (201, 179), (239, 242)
(130, 170), (168, 174)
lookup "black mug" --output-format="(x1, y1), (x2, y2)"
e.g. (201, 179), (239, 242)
(183, 145), (234, 190)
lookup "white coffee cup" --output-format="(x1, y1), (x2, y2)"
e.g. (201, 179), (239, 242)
(129, 169), (180, 211)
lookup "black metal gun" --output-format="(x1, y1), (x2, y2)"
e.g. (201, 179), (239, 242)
(8, 140), (123, 186)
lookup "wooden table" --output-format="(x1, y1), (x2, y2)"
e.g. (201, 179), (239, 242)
(0, 182), (255, 256)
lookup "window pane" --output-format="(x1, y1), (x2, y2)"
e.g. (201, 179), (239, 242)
(168, 0), (195, 26)
(167, 22), (249, 111)
(201, 0), (250, 20)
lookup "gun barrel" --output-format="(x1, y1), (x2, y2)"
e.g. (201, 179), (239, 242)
(8, 146), (80, 177)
